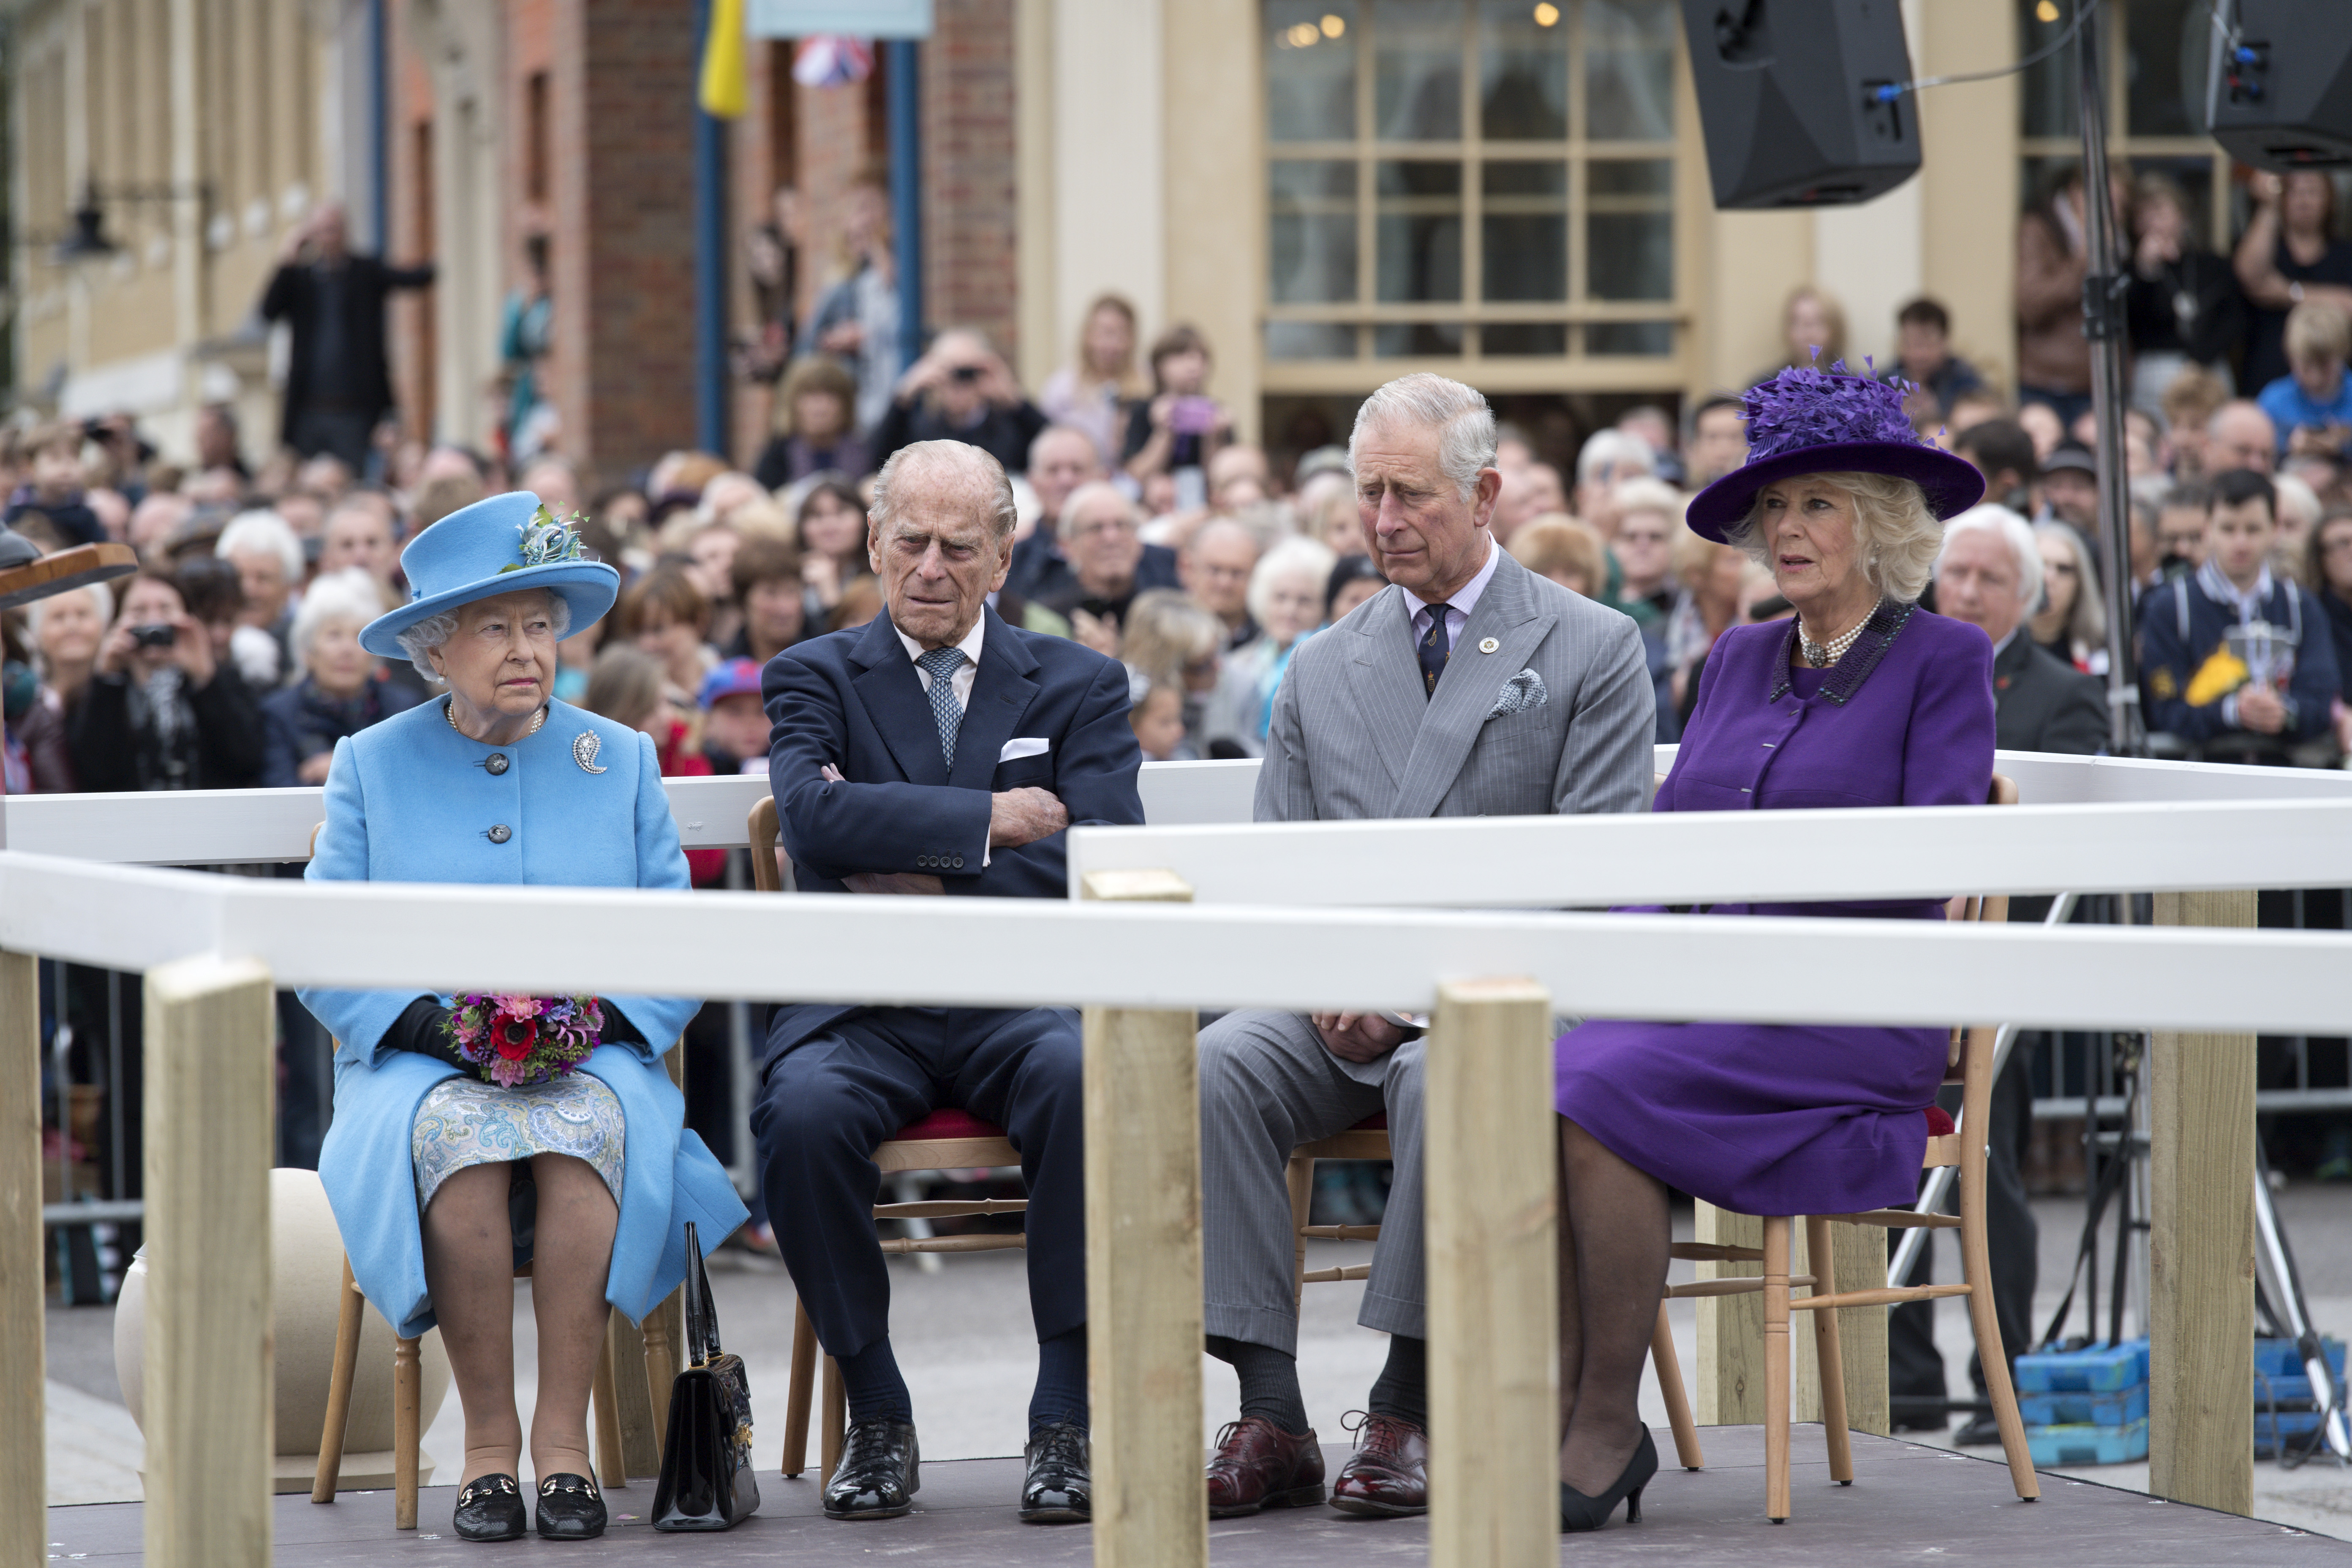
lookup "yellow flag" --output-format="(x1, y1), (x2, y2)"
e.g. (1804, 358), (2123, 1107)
(698, 0), (749, 120)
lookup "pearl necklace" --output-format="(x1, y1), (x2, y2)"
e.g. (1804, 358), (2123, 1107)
(1798, 601), (1880, 668)
(446, 697), (547, 739)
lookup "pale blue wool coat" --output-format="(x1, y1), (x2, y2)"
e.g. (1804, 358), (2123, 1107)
(301, 696), (748, 1339)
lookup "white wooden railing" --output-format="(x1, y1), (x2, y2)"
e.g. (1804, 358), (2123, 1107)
(3, 748), (2344, 1565)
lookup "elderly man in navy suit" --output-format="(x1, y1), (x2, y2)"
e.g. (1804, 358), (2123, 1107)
(753, 439), (1144, 1526)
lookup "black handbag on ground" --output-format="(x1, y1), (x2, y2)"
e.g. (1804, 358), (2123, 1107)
(652, 1222), (761, 1530)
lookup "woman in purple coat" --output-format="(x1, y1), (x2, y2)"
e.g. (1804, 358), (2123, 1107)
(1549, 363), (1993, 1531)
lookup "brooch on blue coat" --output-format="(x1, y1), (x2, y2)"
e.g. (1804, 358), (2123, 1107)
(574, 731), (606, 773)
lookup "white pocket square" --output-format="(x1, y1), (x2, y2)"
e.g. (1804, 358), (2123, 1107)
(1485, 668), (1548, 719)
(999, 736), (1051, 762)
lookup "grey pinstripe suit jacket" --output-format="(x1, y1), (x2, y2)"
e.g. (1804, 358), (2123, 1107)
(1255, 544), (1655, 828)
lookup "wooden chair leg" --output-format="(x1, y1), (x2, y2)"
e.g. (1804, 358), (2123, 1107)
(1650, 1300), (1704, 1470)
(1285, 1152), (1314, 1311)
(819, 1355), (846, 1490)
(782, 1299), (817, 1478)
(1960, 1173), (2042, 1501)
(1763, 1217), (1792, 1524)
(393, 1334), (422, 1530)
(311, 1258), (365, 1503)
(642, 1289), (678, 1456)
(592, 1312), (627, 1489)
(1805, 1216), (1854, 1484)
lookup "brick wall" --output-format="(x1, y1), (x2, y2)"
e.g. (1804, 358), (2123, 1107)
(557, 0), (701, 478)
(923, 0), (1019, 363)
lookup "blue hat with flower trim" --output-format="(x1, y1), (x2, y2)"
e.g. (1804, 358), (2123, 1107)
(359, 490), (621, 659)
(1685, 359), (1986, 543)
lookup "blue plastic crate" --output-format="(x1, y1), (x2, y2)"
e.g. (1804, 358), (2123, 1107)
(2255, 1370), (2346, 1407)
(2020, 1382), (2148, 1428)
(2025, 1418), (2148, 1466)
(2014, 1339), (2150, 1395)
(2254, 1337), (2346, 1381)
(2254, 1410), (2326, 1459)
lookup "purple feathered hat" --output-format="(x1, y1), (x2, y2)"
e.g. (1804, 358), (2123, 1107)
(1685, 359), (1987, 543)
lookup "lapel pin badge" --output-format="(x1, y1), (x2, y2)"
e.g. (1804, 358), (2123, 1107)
(1478, 637), (1500, 654)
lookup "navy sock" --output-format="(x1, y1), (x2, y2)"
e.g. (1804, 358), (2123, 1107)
(837, 1335), (914, 1425)
(1367, 1333), (1426, 1429)
(1207, 1334), (1309, 1435)
(1029, 1325), (1090, 1436)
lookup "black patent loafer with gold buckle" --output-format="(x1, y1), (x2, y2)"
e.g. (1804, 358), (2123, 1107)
(534, 1472), (607, 1540)
(452, 1473), (527, 1541)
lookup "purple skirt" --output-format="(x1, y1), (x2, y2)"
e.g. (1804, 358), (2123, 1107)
(1554, 1018), (1946, 1216)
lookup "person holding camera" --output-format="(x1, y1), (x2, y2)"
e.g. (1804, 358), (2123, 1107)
(1122, 324), (1231, 509)
(65, 568), (264, 792)
(868, 327), (1048, 477)
(259, 203), (435, 471)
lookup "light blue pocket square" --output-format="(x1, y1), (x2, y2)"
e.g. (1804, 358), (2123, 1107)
(1486, 668), (1547, 719)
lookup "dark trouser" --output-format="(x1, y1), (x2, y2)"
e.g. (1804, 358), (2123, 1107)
(1889, 1037), (2040, 1408)
(751, 1006), (1086, 1361)
(276, 989), (329, 1170)
(287, 406), (376, 469)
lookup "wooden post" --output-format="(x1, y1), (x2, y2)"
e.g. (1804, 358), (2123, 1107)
(1425, 977), (1557, 1568)
(1079, 869), (1205, 1568)
(1693, 1206), (1886, 1435)
(143, 955), (276, 1568)
(0, 951), (43, 1568)
(2149, 889), (2256, 1517)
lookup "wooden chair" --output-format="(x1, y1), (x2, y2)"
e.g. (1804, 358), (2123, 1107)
(1650, 773), (2038, 1520)
(1287, 1103), (1705, 1473)
(749, 796), (1029, 1487)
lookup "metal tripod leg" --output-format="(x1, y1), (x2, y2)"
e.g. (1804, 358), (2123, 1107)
(2254, 1157), (2352, 1462)
(1890, 893), (2079, 1288)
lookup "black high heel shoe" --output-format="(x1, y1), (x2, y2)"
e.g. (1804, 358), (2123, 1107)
(1559, 1426), (1658, 1533)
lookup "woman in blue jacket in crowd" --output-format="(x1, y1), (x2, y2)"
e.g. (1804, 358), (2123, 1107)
(301, 493), (745, 1544)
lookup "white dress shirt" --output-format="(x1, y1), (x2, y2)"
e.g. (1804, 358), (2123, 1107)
(896, 614), (986, 709)
(1399, 534), (1502, 653)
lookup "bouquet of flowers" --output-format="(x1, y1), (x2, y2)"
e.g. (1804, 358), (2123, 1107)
(443, 994), (606, 1087)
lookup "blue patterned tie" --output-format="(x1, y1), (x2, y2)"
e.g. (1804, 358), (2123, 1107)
(916, 646), (967, 767)
(1418, 603), (1456, 699)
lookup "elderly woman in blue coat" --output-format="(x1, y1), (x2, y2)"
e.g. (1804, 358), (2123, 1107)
(301, 492), (747, 1544)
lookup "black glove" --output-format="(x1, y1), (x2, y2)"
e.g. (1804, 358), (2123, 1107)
(599, 1002), (648, 1048)
(383, 995), (472, 1070)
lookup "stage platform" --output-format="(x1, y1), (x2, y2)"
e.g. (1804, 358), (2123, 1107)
(44, 1426), (2347, 1565)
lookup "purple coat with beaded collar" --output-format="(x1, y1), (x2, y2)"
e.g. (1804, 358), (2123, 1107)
(1553, 600), (1997, 1216)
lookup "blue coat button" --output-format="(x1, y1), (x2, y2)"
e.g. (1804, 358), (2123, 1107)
(487, 824), (512, 844)
(485, 753), (509, 775)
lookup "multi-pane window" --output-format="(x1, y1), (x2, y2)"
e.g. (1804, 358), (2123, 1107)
(1263, 0), (1682, 376)
(2017, 0), (2238, 248)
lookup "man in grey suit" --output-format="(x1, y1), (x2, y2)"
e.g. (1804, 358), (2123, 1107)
(1198, 373), (1655, 1520)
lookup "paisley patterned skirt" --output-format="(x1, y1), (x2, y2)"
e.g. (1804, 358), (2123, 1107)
(411, 1073), (627, 1215)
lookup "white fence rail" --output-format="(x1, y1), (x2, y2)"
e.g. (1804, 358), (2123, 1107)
(10, 749), (2349, 867)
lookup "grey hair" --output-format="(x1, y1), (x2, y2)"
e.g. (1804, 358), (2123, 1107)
(215, 508), (306, 584)
(2032, 520), (2107, 652)
(1055, 479), (1137, 543)
(291, 568), (389, 668)
(1938, 504), (2042, 608)
(393, 589), (571, 683)
(1724, 471), (1944, 604)
(869, 438), (1019, 543)
(1245, 536), (1339, 629)
(24, 579), (113, 645)
(1575, 428), (1658, 489)
(1347, 373), (1497, 503)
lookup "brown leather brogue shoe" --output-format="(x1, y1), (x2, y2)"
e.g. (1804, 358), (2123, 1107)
(1204, 1417), (1326, 1518)
(1329, 1411), (1428, 1517)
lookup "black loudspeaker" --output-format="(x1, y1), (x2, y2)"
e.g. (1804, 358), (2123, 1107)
(2206, 0), (2352, 170)
(1680, 0), (1921, 210)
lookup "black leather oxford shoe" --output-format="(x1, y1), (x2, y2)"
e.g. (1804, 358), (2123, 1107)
(1019, 1421), (1092, 1523)
(824, 1418), (920, 1520)
(452, 1473), (527, 1541)
(534, 1473), (606, 1540)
